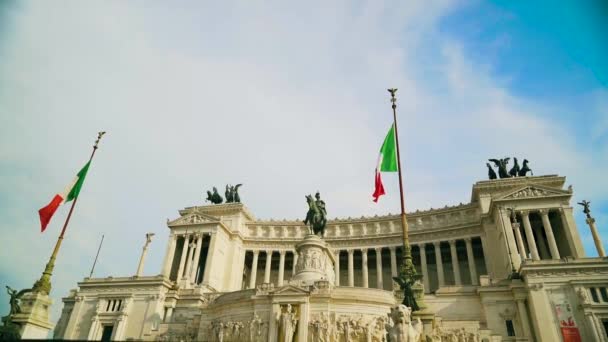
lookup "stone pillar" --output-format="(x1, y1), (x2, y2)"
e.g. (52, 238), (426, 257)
(361, 249), (369, 288)
(278, 250), (286, 286)
(521, 211), (540, 260)
(190, 234), (203, 284)
(539, 210), (560, 259)
(464, 238), (478, 286)
(389, 246), (398, 277)
(585, 312), (602, 341)
(375, 248), (383, 289)
(264, 250), (273, 284)
(419, 244), (430, 292)
(527, 284), (561, 341)
(165, 306), (174, 322)
(500, 208), (522, 269)
(176, 234), (190, 280)
(183, 238), (196, 281)
(136, 234), (154, 277)
(449, 240), (461, 285)
(249, 250), (259, 289)
(202, 232), (218, 286)
(586, 216), (606, 257)
(161, 234), (177, 277)
(292, 252), (298, 275)
(512, 222), (527, 260)
(347, 249), (354, 287)
(559, 207), (586, 258)
(334, 251), (340, 286)
(63, 296), (84, 338)
(515, 298), (532, 339)
(434, 242), (445, 287)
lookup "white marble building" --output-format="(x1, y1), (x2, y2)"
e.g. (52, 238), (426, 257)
(53, 175), (608, 341)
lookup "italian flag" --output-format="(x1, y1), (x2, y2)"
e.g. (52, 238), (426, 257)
(38, 161), (91, 232)
(373, 124), (398, 202)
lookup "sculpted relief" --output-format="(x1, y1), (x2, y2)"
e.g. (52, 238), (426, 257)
(209, 314), (268, 342)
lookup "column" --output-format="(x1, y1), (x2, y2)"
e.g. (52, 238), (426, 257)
(512, 222), (527, 260)
(202, 232), (218, 285)
(559, 207), (586, 258)
(176, 234), (190, 280)
(292, 252), (298, 274)
(264, 250), (272, 283)
(361, 249), (369, 288)
(161, 234), (177, 277)
(449, 240), (461, 285)
(586, 217), (606, 257)
(347, 249), (354, 287)
(419, 244), (430, 291)
(334, 251), (340, 286)
(165, 306), (174, 323)
(190, 234), (203, 282)
(500, 208), (522, 269)
(585, 312), (602, 341)
(249, 250), (259, 289)
(521, 211), (540, 260)
(375, 248), (383, 289)
(136, 235), (153, 277)
(183, 238), (196, 280)
(539, 210), (560, 259)
(389, 246), (398, 277)
(515, 298), (532, 338)
(527, 284), (561, 341)
(277, 251), (286, 286)
(434, 242), (445, 287)
(464, 238), (478, 285)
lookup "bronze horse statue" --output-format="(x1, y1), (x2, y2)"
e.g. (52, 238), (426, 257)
(303, 195), (326, 237)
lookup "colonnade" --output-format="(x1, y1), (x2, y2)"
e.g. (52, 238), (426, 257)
(507, 209), (563, 261)
(244, 237), (486, 292)
(161, 232), (215, 285)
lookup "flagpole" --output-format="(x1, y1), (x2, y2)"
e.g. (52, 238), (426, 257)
(89, 234), (105, 278)
(387, 89), (418, 284)
(33, 132), (106, 294)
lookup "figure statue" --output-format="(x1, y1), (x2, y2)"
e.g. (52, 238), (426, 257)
(486, 163), (497, 180)
(488, 158), (510, 179)
(206, 187), (224, 204)
(6, 286), (31, 316)
(387, 305), (423, 342)
(277, 304), (297, 342)
(225, 185), (233, 203)
(233, 184), (242, 203)
(508, 157), (520, 177)
(303, 192), (327, 237)
(518, 159), (532, 176)
(578, 200), (592, 218)
(392, 276), (420, 311)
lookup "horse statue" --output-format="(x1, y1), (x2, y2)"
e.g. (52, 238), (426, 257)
(518, 159), (532, 176)
(486, 163), (497, 180)
(205, 187), (223, 204)
(303, 194), (327, 237)
(508, 157), (520, 177)
(225, 184), (243, 203)
(488, 158), (510, 178)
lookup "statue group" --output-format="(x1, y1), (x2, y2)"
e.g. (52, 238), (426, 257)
(205, 184), (242, 204)
(0, 286), (32, 340)
(303, 192), (327, 237)
(486, 157), (532, 180)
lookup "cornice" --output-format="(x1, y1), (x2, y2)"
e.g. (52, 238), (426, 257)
(471, 175), (566, 202)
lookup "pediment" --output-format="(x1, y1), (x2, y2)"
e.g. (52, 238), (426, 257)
(269, 284), (310, 296)
(496, 185), (570, 201)
(168, 212), (220, 226)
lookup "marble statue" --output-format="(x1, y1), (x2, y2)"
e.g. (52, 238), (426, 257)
(303, 192), (327, 237)
(387, 305), (423, 342)
(277, 304), (297, 342)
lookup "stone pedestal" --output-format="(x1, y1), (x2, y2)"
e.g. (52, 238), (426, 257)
(290, 234), (336, 286)
(11, 292), (54, 339)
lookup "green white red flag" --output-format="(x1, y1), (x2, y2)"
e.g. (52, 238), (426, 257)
(38, 162), (91, 232)
(373, 124), (398, 202)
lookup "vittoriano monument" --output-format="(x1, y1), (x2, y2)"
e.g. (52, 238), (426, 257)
(303, 192), (327, 237)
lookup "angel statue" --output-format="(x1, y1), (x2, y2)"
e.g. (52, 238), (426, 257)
(578, 200), (592, 218)
(6, 286), (32, 316)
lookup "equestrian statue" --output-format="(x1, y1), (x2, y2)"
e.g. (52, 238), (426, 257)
(303, 192), (327, 237)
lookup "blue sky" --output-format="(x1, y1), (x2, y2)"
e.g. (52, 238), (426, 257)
(0, 0), (606, 325)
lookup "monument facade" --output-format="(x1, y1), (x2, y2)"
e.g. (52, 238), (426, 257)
(52, 175), (608, 341)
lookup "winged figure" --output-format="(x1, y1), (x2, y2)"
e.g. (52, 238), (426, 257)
(489, 158), (510, 178)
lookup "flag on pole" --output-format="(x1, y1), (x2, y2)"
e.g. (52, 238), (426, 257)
(38, 161), (91, 232)
(373, 124), (398, 202)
